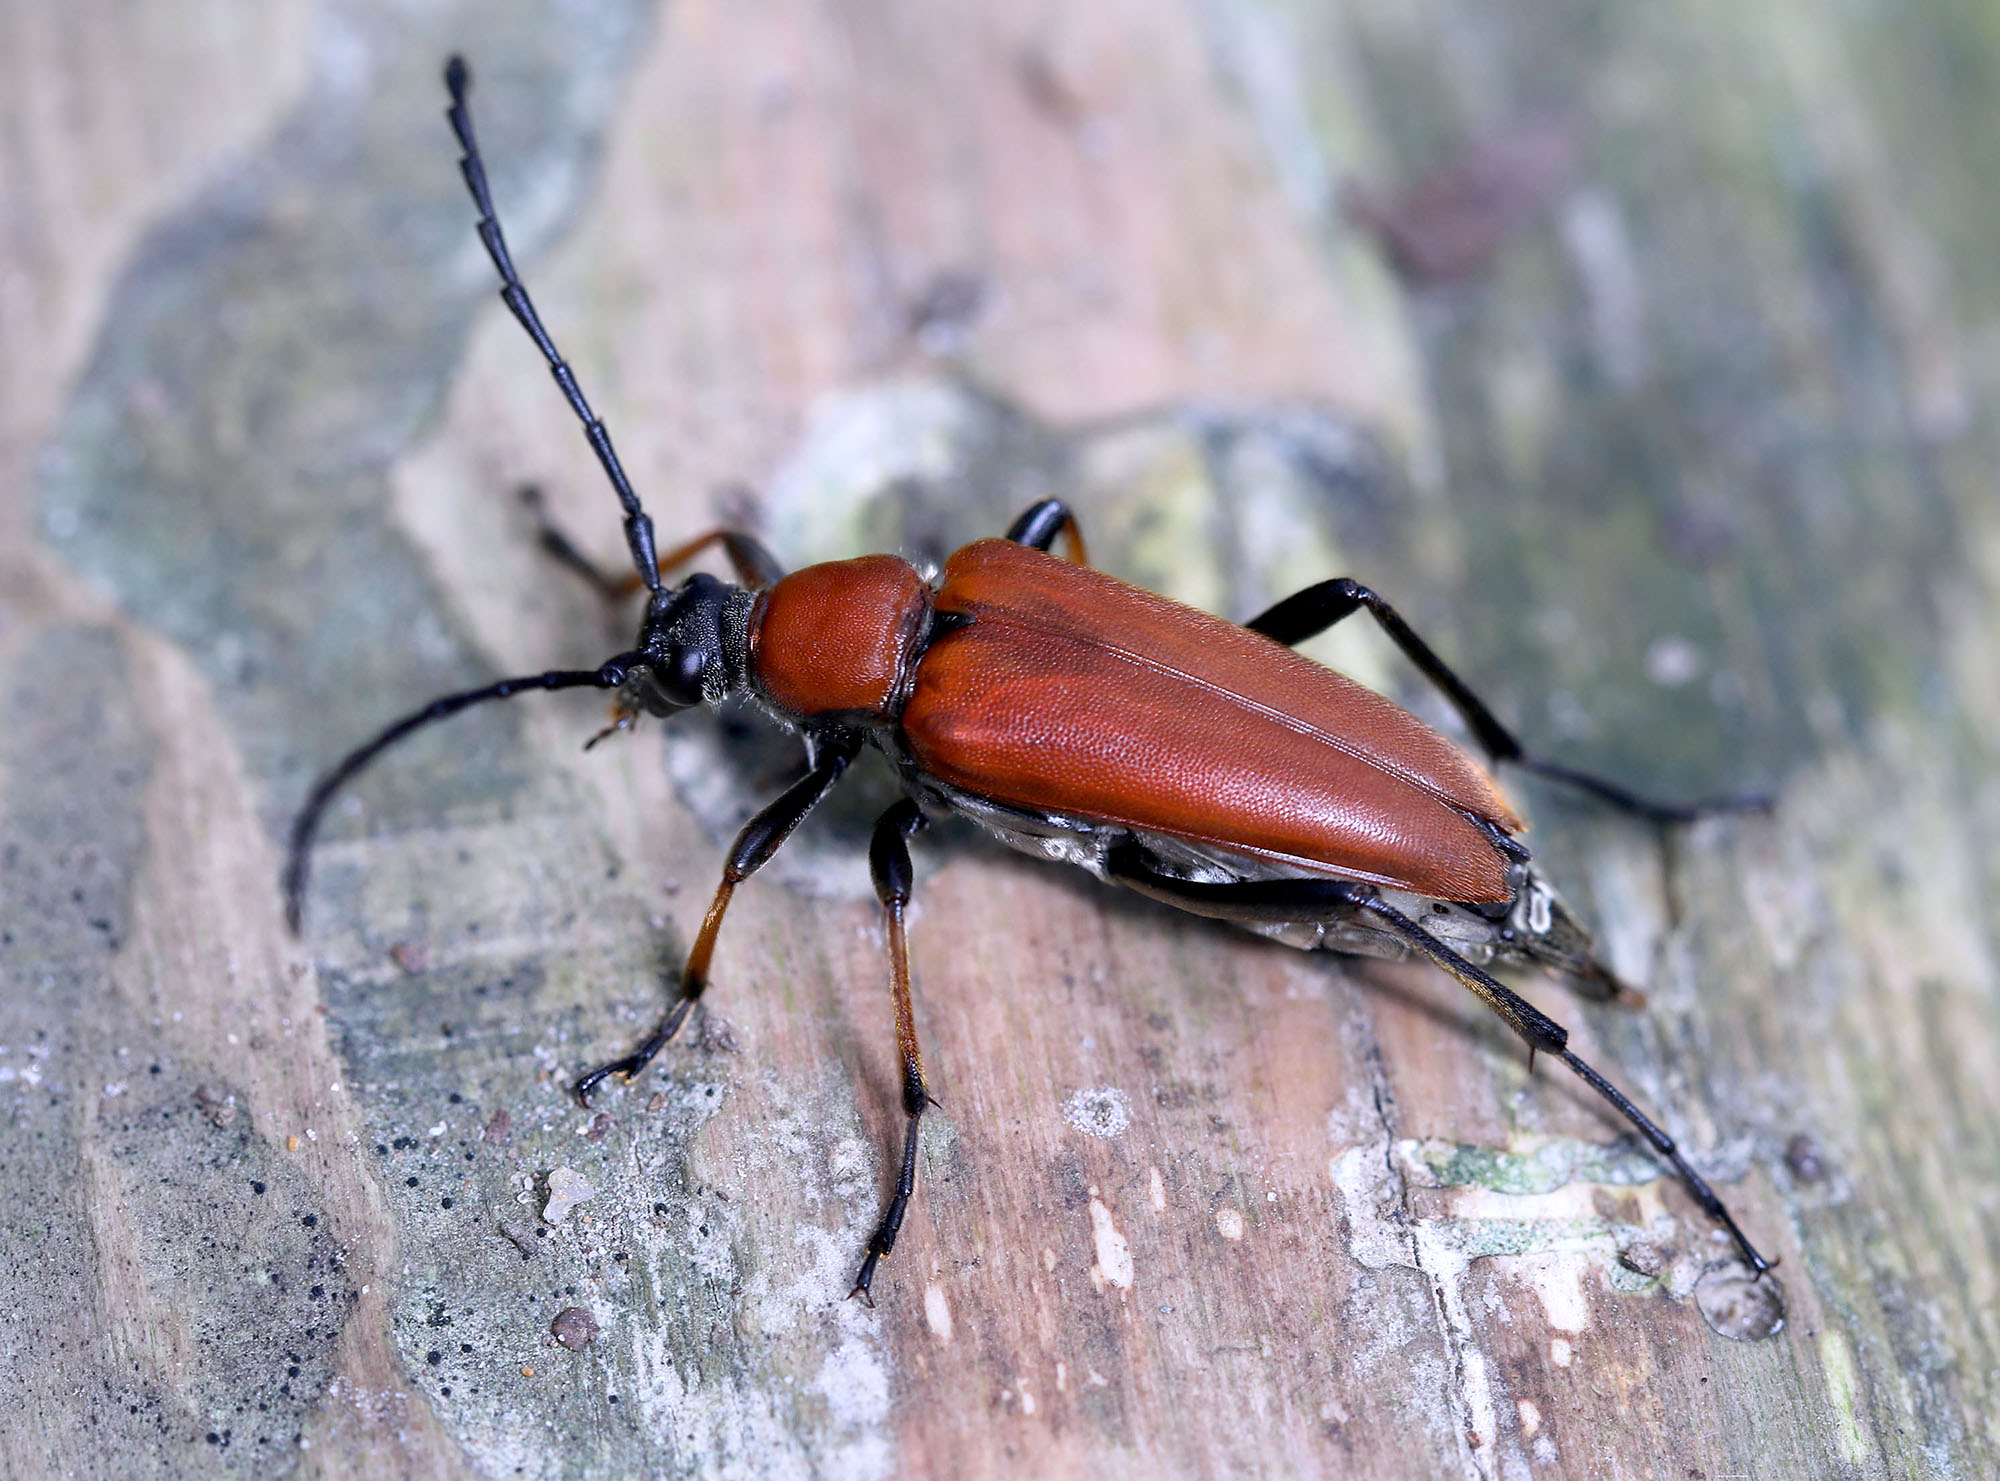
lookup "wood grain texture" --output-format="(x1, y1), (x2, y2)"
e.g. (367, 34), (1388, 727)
(4, 1), (1997, 1478)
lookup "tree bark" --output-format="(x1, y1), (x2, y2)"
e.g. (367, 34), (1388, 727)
(3, 0), (1995, 1477)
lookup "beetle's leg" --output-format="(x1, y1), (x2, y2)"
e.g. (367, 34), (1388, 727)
(522, 485), (786, 597)
(574, 734), (860, 1101)
(1244, 578), (1767, 823)
(1101, 845), (1773, 1275)
(1004, 499), (1091, 567)
(656, 528), (787, 590)
(849, 799), (934, 1306)
(519, 483), (640, 600)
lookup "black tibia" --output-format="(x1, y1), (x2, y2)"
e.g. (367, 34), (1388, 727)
(574, 734), (861, 1102)
(1004, 498), (1091, 566)
(522, 486), (786, 598)
(283, 653), (644, 933)
(850, 799), (933, 1305)
(444, 57), (661, 592)
(1244, 578), (1768, 823)
(1102, 844), (1773, 1275)
(520, 485), (630, 598)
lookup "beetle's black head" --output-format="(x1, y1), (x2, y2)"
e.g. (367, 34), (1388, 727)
(618, 572), (757, 715)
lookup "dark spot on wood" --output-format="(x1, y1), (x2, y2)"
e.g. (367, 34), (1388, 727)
(551, 1308), (599, 1351)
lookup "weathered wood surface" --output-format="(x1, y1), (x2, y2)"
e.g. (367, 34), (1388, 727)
(3, 0), (1997, 1476)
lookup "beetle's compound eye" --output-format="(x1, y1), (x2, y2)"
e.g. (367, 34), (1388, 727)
(662, 644), (709, 706)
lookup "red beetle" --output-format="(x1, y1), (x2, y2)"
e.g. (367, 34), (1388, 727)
(286, 57), (1771, 1303)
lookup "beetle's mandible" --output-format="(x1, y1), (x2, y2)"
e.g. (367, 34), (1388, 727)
(284, 56), (1773, 1304)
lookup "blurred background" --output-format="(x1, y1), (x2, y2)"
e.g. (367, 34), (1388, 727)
(2, 1), (1996, 1477)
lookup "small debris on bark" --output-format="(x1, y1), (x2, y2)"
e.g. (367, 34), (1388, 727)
(584, 1112), (614, 1142)
(1343, 114), (1581, 284)
(1694, 1262), (1787, 1342)
(482, 1108), (512, 1145)
(389, 941), (430, 973)
(699, 1015), (740, 1055)
(194, 1085), (237, 1128)
(498, 1219), (542, 1258)
(1785, 1133), (1828, 1184)
(1618, 1240), (1675, 1278)
(908, 268), (987, 353)
(542, 1167), (596, 1225)
(551, 1307), (600, 1351)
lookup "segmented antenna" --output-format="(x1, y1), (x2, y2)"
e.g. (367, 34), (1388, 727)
(283, 655), (641, 931)
(443, 55), (661, 591)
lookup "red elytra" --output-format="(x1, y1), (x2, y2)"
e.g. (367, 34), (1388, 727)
(284, 56), (1775, 1308)
(900, 539), (1522, 903)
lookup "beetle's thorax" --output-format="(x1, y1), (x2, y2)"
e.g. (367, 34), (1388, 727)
(746, 555), (934, 724)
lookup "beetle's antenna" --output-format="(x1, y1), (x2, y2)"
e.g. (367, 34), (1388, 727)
(283, 653), (643, 931)
(444, 56), (662, 593)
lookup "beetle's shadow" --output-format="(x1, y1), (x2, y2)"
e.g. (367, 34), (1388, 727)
(949, 840), (1673, 1152)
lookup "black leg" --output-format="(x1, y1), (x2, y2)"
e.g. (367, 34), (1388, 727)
(520, 484), (634, 600)
(1004, 499), (1091, 566)
(1244, 578), (1768, 823)
(445, 57), (661, 591)
(574, 734), (860, 1101)
(1102, 843), (1772, 1275)
(849, 799), (933, 1305)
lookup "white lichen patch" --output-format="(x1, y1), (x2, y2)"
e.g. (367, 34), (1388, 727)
(1063, 1086), (1132, 1139)
(1214, 1207), (1246, 1241)
(1328, 1146), (1410, 1270)
(1529, 1256), (1592, 1334)
(1087, 1196), (1134, 1291)
(628, 1326), (819, 1481)
(1819, 1329), (1869, 1468)
(620, 1066), (898, 1481)
(1411, 1221), (1501, 1468)
(1328, 1136), (1663, 1479)
(814, 1336), (891, 1431)
(924, 1282), (954, 1343)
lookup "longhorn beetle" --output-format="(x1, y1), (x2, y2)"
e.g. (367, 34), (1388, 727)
(285, 56), (1773, 1303)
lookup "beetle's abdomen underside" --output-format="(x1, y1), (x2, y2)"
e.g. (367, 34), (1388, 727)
(750, 555), (933, 720)
(903, 540), (1521, 902)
